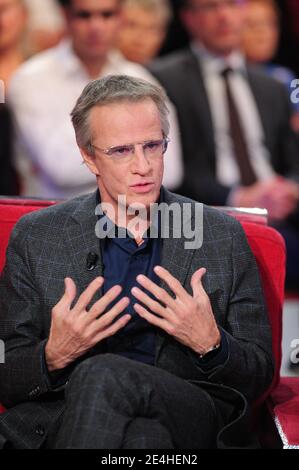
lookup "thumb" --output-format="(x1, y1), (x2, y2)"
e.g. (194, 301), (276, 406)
(191, 268), (206, 297)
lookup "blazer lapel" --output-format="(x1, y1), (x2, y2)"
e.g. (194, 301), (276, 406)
(247, 66), (271, 151)
(155, 188), (197, 363)
(63, 191), (104, 302)
(184, 49), (215, 159)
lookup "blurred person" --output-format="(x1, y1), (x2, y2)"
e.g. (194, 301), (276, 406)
(0, 0), (27, 85)
(24, 0), (66, 54)
(8, 0), (183, 200)
(241, 0), (299, 132)
(118, 0), (172, 65)
(149, 0), (299, 288)
(0, 75), (273, 449)
(0, 0), (27, 195)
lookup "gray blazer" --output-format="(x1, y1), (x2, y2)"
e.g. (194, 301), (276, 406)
(0, 188), (274, 448)
(149, 48), (299, 204)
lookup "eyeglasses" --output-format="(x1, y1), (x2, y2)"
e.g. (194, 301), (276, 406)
(90, 137), (170, 162)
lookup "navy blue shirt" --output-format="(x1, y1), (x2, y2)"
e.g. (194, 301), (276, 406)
(100, 219), (161, 365)
(97, 191), (228, 371)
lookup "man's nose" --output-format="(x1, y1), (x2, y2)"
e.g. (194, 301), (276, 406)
(131, 145), (151, 174)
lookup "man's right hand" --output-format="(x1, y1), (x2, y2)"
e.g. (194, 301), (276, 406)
(45, 277), (131, 372)
(232, 177), (299, 222)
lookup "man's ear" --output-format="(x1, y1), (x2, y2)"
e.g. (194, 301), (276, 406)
(79, 147), (100, 176)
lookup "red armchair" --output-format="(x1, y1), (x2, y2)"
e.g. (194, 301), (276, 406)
(0, 198), (298, 447)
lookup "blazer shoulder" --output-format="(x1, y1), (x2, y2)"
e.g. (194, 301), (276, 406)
(165, 189), (243, 233)
(149, 48), (194, 75)
(247, 64), (288, 93)
(10, 193), (94, 242)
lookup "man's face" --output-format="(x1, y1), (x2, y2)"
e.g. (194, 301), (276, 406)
(81, 99), (164, 216)
(182, 0), (247, 56)
(241, 2), (279, 63)
(65, 0), (122, 61)
(0, 0), (26, 52)
(118, 6), (167, 64)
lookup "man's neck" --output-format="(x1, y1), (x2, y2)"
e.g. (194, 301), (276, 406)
(73, 46), (108, 79)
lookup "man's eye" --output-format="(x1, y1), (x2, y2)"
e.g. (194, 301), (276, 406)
(144, 141), (161, 152)
(74, 10), (92, 20)
(110, 146), (132, 157)
(101, 9), (118, 19)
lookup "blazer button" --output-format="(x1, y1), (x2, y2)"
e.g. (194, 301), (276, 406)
(35, 424), (45, 437)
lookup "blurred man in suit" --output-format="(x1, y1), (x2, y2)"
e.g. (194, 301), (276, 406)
(149, 0), (299, 288)
(0, 75), (273, 449)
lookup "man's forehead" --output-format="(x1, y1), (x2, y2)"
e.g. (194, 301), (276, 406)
(70, 0), (122, 10)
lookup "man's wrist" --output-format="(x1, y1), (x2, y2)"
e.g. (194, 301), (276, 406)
(198, 341), (221, 359)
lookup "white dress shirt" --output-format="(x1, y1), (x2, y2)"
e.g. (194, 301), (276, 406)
(8, 40), (183, 198)
(192, 42), (275, 188)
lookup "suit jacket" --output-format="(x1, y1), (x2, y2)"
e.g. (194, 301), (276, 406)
(0, 188), (274, 448)
(149, 48), (299, 205)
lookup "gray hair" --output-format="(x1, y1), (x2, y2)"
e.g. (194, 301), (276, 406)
(71, 74), (170, 155)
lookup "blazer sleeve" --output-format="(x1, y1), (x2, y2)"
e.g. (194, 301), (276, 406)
(187, 219), (275, 403)
(0, 218), (66, 408)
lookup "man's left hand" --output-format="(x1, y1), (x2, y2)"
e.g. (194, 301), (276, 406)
(131, 266), (221, 355)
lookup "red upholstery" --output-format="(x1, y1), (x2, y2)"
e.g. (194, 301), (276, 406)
(241, 221), (285, 399)
(0, 198), (57, 273)
(0, 198), (297, 447)
(268, 377), (299, 448)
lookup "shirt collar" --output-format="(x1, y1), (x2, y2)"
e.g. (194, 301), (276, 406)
(56, 39), (129, 79)
(96, 188), (164, 243)
(191, 41), (247, 77)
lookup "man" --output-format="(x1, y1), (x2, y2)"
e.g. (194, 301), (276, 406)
(0, 75), (273, 449)
(8, 0), (182, 199)
(117, 0), (172, 65)
(149, 0), (299, 288)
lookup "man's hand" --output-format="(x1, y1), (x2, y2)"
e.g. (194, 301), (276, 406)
(132, 266), (220, 355)
(45, 277), (131, 372)
(233, 177), (299, 222)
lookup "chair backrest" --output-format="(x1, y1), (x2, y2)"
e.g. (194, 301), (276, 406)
(0, 199), (286, 412)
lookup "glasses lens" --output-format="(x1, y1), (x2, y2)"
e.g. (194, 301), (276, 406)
(108, 144), (134, 159)
(143, 139), (168, 158)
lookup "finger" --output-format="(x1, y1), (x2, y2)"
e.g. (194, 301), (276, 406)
(93, 296), (131, 330)
(88, 284), (123, 320)
(131, 287), (171, 319)
(93, 314), (132, 344)
(190, 268), (207, 298)
(133, 303), (170, 331)
(74, 277), (104, 313)
(56, 277), (77, 310)
(136, 275), (177, 309)
(153, 266), (188, 300)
